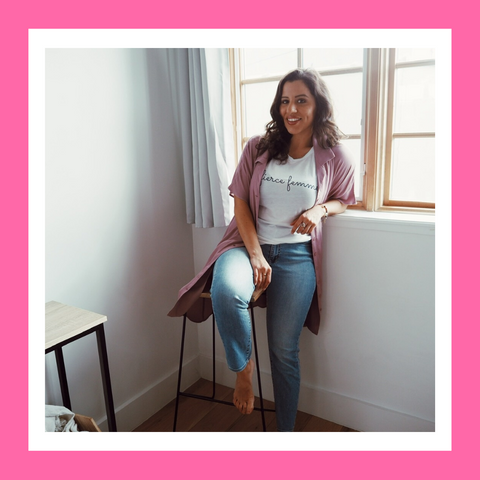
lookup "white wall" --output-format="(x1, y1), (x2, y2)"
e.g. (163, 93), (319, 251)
(45, 49), (198, 431)
(194, 213), (435, 432)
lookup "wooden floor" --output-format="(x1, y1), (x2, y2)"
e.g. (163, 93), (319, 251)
(134, 378), (357, 432)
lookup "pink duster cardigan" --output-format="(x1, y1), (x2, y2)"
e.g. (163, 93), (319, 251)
(168, 135), (356, 334)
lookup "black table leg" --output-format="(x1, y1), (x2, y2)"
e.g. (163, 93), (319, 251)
(96, 324), (117, 432)
(54, 347), (72, 411)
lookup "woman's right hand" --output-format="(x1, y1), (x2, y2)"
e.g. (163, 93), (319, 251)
(233, 196), (271, 291)
(250, 254), (271, 291)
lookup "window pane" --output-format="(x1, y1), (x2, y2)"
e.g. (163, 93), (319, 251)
(390, 137), (435, 203)
(396, 48), (435, 63)
(243, 48), (297, 79)
(303, 48), (363, 70)
(340, 137), (362, 201)
(244, 81), (277, 137)
(393, 65), (435, 134)
(324, 73), (363, 135)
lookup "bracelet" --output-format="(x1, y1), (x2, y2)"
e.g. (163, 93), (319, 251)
(321, 205), (329, 222)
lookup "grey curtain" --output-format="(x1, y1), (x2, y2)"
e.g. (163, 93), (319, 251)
(167, 48), (235, 228)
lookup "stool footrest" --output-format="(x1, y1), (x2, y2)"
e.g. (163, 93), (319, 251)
(178, 391), (275, 413)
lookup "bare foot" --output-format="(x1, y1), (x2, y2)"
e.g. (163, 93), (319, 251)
(233, 358), (255, 414)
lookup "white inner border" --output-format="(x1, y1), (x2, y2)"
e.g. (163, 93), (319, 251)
(29, 28), (451, 452)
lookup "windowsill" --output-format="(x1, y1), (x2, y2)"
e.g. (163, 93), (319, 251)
(342, 208), (434, 223)
(329, 208), (435, 235)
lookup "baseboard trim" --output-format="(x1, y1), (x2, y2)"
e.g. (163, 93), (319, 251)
(198, 354), (434, 432)
(97, 356), (200, 432)
(96, 353), (434, 433)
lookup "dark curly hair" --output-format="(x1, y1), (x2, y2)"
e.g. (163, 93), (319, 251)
(256, 68), (344, 163)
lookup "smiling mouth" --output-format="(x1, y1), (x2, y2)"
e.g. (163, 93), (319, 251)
(287, 118), (301, 125)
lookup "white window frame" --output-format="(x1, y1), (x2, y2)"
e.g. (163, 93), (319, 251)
(230, 48), (435, 214)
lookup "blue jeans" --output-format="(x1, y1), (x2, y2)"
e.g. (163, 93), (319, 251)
(211, 242), (316, 432)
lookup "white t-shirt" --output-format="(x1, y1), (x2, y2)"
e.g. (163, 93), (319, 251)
(257, 147), (317, 245)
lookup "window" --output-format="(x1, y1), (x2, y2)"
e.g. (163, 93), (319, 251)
(229, 48), (435, 213)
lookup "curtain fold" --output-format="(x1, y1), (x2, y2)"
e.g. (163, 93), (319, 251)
(167, 48), (235, 228)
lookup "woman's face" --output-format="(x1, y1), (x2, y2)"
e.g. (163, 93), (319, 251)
(279, 80), (316, 139)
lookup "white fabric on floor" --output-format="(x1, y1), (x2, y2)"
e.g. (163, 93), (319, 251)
(45, 404), (79, 432)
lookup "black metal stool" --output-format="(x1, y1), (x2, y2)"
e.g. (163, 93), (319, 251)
(173, 289), (274, 431)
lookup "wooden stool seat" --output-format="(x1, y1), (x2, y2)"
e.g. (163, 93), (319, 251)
(199, 287), (264, 302)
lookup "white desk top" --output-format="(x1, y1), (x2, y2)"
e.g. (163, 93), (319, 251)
(45, 301), (107, 350)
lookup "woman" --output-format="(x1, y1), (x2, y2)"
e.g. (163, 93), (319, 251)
(169, 68), (356, 431)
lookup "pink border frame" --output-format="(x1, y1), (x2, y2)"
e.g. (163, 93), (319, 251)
(2, 0), (476, 476)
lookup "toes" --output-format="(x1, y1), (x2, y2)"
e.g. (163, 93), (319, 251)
(234, 395), (252, 415)
(233, 396), (244, 414)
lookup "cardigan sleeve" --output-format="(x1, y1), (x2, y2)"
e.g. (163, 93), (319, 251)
(327, 144), (357, 206)
(228, 136), (261, 204)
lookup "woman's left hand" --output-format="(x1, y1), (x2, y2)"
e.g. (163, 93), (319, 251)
(290, 205), (324, 235)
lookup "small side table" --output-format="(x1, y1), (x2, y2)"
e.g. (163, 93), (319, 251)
(45, 301), (117, 432)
